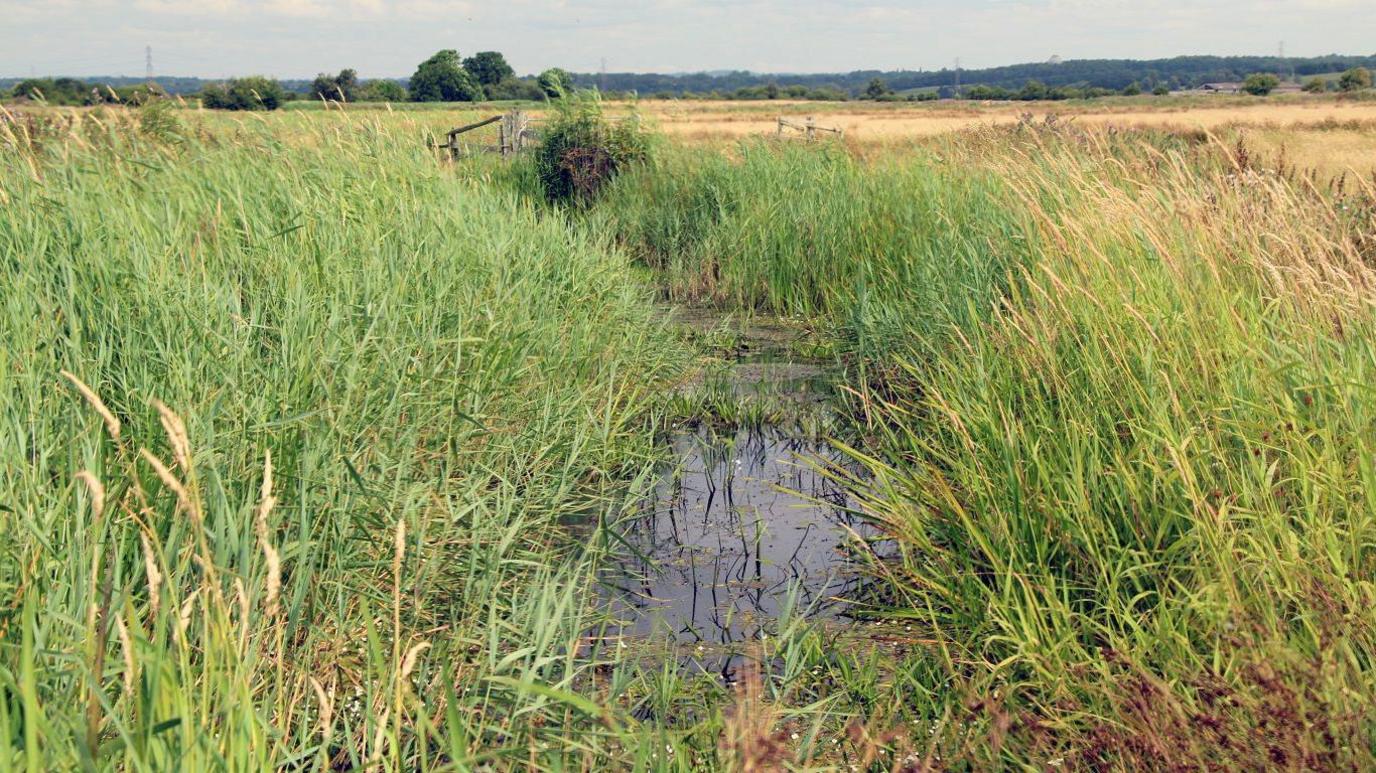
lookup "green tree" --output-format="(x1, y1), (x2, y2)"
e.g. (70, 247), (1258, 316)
(357, 79), (407, 102)
(1018, 80), (1048, 100)
(463, 51), (515, 91)
(9, 77), (103, 105)
(966, 84), (1013, 100)
(1121, 81), (1142, 96)
(864, 77), (891, 99)
(485, 77), (544, 101)
(311, 69), (358, 101)
(409, 50), (482, 102)
(1339, 67), (1372, 92)
(1152, 84), (1170, 96)
(1242, 72), (1280, 96)
(10, 78), (54, 101)
(537, 68), (572, 99)
(202, 76), (286, 110)
(1302, 77), (1327, 94)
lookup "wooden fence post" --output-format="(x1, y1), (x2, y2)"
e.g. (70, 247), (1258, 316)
(500, 110), (528, 157)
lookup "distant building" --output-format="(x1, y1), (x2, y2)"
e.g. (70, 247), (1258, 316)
(1193, 81), (1302, 95)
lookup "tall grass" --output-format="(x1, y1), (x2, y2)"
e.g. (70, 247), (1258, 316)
(0, 108), (696, 768)
(596, 140), (1024, 329)
(8, 105), (1376, 769)
(849, 132), (1376, 767)
(593, 126), (1376, 766)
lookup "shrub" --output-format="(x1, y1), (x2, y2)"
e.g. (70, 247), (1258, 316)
(201, 76), (286, 110)
(1339, 67), (1372, 92)
(137, 98), (185, 144)
(532, 92), (650, 203)
(537, 68), (572, 99)
(357, 79), (407, 102)
(1018, 80), (1049, 100)
(485, 77), (544, 101)
(1242, 72), (1281, 96)
(1303, 77), (1327, 94)
(310, 68), (357, 102)
(864, 77), (891, 100)
(7, 77), (113, 106)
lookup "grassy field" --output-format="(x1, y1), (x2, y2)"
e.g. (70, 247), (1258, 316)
(3, 101), (1376, 769)
(289, 93), (1376, 181)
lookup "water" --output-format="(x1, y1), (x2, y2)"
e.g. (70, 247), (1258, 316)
(599, 424), (874, 646)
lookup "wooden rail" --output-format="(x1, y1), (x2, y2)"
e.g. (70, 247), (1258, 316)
(432, 110), (539, 161)
(777, 116), (843, 141)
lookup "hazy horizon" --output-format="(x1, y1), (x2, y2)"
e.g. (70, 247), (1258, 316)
(2, 0), (1374, 80)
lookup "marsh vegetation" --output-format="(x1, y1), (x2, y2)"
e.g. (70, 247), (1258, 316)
(3, 100), (1376, 769)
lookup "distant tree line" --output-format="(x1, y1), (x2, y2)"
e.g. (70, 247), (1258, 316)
(193, 50), (572, 110)
(3, 77), (167, 106)
(6, 54), (1375, 108)
(568, 55), (1376, 98)
(1, 49), (576, 111)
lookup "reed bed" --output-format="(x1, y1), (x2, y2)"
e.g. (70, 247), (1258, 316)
(7, 105), (1376, 769)
(596, 124), (1376, 767)
(0, 108), (702, 769)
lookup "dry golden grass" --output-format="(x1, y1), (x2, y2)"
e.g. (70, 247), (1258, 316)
(642, 97), (1376, 138)
(634, 97), (1376, 180)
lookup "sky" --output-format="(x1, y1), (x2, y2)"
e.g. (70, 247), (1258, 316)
(2, 0), (1374, 79)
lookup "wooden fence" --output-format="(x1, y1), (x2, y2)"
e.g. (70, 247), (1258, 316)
(777, 116), (843, 141)
(433, 110), (540, 161)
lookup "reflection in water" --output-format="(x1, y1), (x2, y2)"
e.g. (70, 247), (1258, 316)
(600, 426), (873, 646)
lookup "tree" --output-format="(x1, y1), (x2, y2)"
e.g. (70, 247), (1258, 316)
(311, 69), (358, 102)
(1339, 67), (1372, 92)
(485, 77), (544, 101)
(357, 79), (407, 102)
(1018, 80), (1048, 101)
(1242, 72), (1280, 96)
(9, 77), (103, 105)
(202, 76), (286, 110)
(537, 68), (572, 99)
(10, 78), (53, 101)
(1121, 81), (1142, 96)
(463, 51), (514, 91)
(409, 50), (482, 102)
(966, 84), (1012, 100)
(1152, 84), (1170, 96)
(864, 77), (891, 100)
(1302, 77), (1327, 94)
